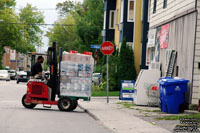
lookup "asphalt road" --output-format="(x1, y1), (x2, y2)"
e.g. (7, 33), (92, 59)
(0, 80), (111, 133)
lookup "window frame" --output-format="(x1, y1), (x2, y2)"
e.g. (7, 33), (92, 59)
(127, 0), (135, 22)
(163, 0), (167, 9)
(109, 10), (116, 29)
(153, 0), (157, 14)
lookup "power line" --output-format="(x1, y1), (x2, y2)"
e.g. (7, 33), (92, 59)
(0, 22), (102, 27)
(0, 22), (76, 26)
(14, 8), (57, 11)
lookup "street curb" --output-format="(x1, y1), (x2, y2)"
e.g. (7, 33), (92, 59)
(78, 104), (99, 121)
(78, 104), (115, 133)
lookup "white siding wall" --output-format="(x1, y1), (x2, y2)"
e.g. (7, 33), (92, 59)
(192, 0), (200, 104)
(149, 0), (196, 28)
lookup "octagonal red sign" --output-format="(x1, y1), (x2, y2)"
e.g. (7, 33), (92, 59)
(101, 41), (114, 55)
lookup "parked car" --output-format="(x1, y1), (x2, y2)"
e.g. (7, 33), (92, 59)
(92, 73), (101, 84)
(8, 70), (16, 80)
(0, 70), (10, 81)
(24, 70), (31, 79)
(16, 71), (28, 84)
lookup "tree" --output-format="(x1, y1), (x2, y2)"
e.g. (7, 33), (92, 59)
(19, 4), (45, 47)
(0, 1), (23, 68)
(56, 0), (82, 17)
(55, 0), (104, 53)
(0, 2), (44, 68)
(0, 0), (15, 9)
(117, 39), (137, 88)
(46, 15), (78, 51)
(74, 0), (104, 52)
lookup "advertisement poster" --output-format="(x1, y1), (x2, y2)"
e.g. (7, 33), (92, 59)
(155, 27), (161, 62)
(160, 24), (170, 49)
(146, 48), (150, 65)
(147, 29), (156, 48)
(120, 80), (135, 101)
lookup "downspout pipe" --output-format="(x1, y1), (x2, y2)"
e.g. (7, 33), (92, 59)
(141, 0), (149, 69)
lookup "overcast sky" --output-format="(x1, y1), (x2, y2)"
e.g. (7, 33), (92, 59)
(15, 0), (82, 52)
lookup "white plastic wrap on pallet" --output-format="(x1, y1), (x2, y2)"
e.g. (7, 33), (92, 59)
(60, 52), (94, 98)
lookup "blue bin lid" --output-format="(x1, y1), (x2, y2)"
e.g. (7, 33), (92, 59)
(159, 77), (189, 85)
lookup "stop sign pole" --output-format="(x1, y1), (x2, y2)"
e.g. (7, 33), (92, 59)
(101, 41), (114, 103)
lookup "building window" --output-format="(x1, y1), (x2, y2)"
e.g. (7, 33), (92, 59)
(148, 0), (151, 22)
(103, 11), (106, 29)
(109, 10), (116, 29)
(153, 0), (157, 13)
(120, 0), (124, 23)
(141, 0), (143, 21)
(163, 0), (167, 9)
(127, 0), (135, 22)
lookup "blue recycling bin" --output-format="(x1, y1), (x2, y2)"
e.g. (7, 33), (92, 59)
(159, 77), (189, 114)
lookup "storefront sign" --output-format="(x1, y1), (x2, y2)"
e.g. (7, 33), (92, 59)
(120, 80), (135, 101)
(160, 24), (170, 49)
(10, 49), (16, 61)
(147, 29), (156, 48)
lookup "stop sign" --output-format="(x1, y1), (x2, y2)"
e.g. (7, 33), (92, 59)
(101, 41), (114, 55)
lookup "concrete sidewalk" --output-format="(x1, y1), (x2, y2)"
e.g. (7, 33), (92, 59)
(79, 97), (171, 133)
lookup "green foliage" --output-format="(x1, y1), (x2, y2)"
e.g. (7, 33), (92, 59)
(0, 1), (43, 68)
(52, 0), (104, 53)
(43, 61), (48, 71)
(117, 102), (135, 108)
(56, 0), (81, 17)
(92, 80), (107, 91)
(100, 46), (119, 91)
(46, 15), (78, 51)
(0, 0), (15, 9)
(92, 91), (120, 97)
(19, 4), (45, 47)
(189, 104), (198, 111)
(156, 113), (200, 121)
(117, 39), (137, 88)
(76, 0), (104, 52)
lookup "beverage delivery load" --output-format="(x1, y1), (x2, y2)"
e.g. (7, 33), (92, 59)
(60, 51), (94, 100)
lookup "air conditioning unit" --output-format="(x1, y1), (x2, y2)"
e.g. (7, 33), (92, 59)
(118, 23), (123, 31)
(127, 42), (133, 47)
(149, 62), (160, 70)
(101, 30), (106, 37)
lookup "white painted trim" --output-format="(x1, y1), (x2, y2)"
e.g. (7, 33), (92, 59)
(103, 11), (106, 29)
(141, 0), (143, 21)
(127, 0), (135, 22)
(148, 0), (151, 23)
(120, 0), (124, 23)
